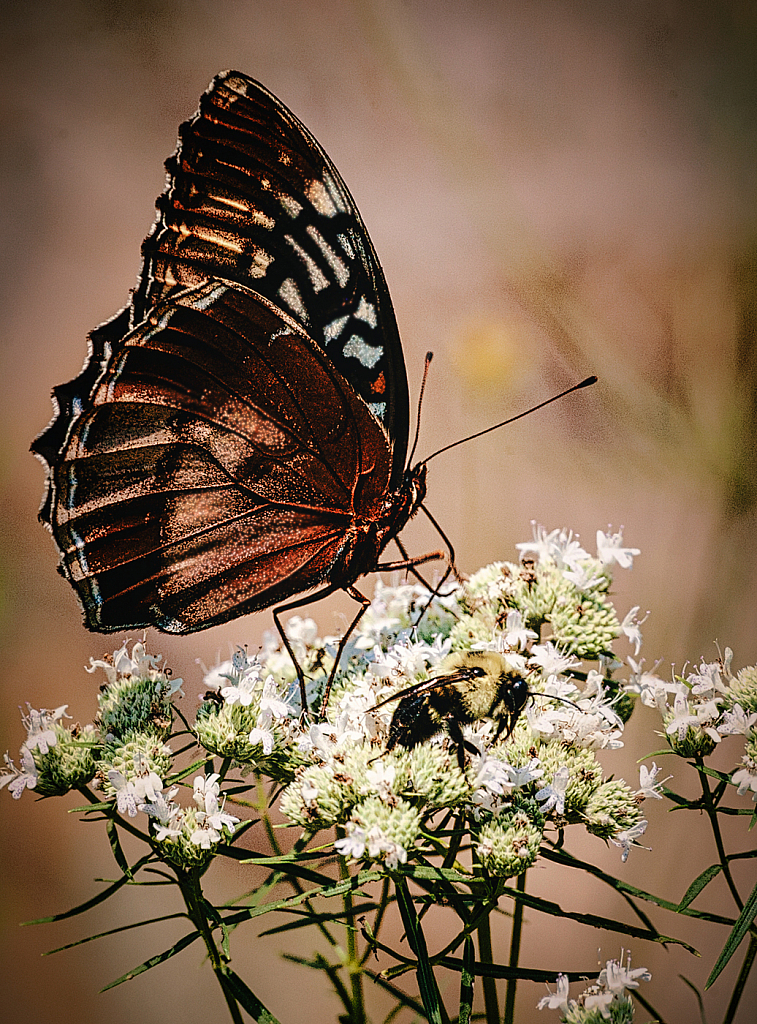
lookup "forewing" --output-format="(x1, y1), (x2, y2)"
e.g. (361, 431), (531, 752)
(39, 281), (394, 633)
(133, 70), (409, 483)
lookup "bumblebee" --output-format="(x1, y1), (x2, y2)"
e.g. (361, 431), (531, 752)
(374, 651), (530, 769)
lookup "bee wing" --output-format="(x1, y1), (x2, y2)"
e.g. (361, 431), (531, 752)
(370, 669), (471, 712)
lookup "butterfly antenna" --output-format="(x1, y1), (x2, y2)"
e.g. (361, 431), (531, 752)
(407, 352), (434, 468)
(422, 375), (597, 464)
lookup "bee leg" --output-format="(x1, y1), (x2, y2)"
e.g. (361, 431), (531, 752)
(446, 719), (478, 771)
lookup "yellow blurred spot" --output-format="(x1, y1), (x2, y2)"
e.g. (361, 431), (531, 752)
(449, 315), (522, 392)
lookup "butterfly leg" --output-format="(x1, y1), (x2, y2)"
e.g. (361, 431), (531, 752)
(317, 585), (372, 716)
(273, 583), (345, 715)
(273, 584), (372, 718)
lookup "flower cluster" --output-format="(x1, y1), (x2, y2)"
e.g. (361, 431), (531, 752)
(632, 647), (757, 795)
(0, 639), (240, 861)
(216, 524), (654, 875)
(538, 950), (651, 1022)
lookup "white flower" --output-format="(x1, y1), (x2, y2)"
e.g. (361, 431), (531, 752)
(259, 676), (293, 720)
(562, 562), (604, 592)
(22, 704), (69, 755)
(502, 610), (538, 651)
(635, 763), (669, 800)
(719, 704), (757, 736)
(529, 642), (580, 676)
(140, 786), (180, 824)
(535, 765), (569, 815)
(731, 760), (757, 800)
(598, 952), (651, 994)
(619, 606), (647, 656)
(0, 747), (38, 798)
(205, 803), (240, 836)
(596, 528), (640, 569)
(471, 753), (515, 805)
(537, 973), (570, 1012)
(364, 761), (396, 801)
(298, 722), (337, 758)
(108, 771), (141, 818)
(249, 722), (275, 755)
(609, 819), (649, 862)
(665, 692), (700, 741)
(370, 636), (451, 679)
(335, 823), (367, 860)
(193, 773), (221, 810)
(506, 757), (544, 789)
(516, 524), (589, 568)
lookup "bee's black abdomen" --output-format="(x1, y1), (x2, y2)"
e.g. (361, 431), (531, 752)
(386, 693), (440, 753)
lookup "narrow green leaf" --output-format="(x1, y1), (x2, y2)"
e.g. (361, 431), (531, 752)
(220, 966), (284, 1023)
(106, 817), (130, 876)
(22, 854), (154, 924)
(395, 877), (444, 1024)
(100, 931), (200, 990)
(677, 865), (722, 910)
(43, 913), (187, 954)
(705, 880), (757, 988)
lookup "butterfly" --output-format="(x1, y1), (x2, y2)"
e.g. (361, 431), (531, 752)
(32, 71), (450, 712)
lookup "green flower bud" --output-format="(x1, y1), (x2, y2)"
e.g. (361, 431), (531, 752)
(550, 590), (619, 659)
(96, 732), (173, 798)
(154, 806), (215, 870)
(30, 723), (98, 797)
(98, 675), (173, 741)
(584, 780), (644, 839)
(475, 799), (544, 878)
(662, 716), (717, 759)
(725, 665), (757, 715)
(352, 795), (422, 860)
(406, 744), (469, 808)
(280, 762), (356, 829)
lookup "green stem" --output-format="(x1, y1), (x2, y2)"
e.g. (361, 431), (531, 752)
(339, 854), (366, 1023)
(699, 763), (743, 910)
(477, 910), (499, 1024)
(503, 872), (527, 1024)
(178, 868), (243, 1024)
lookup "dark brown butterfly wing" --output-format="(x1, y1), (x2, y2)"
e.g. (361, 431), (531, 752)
(46, 281), (393, 633)
(133, 70), (409, 486)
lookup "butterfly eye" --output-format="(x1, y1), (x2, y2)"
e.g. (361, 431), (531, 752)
(469, 667), (487, 678)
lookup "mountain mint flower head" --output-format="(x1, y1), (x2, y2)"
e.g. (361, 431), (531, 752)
(731, 736), (757, 801)
(538, 951), (650, 1021)
(724, 664), (757, 715)
(0, 705), (98, 798)
(92, 640), (182, 740)
(475, 798), (544, 878)
(96, 733), (173, 803)
(195, 652), (298, 775)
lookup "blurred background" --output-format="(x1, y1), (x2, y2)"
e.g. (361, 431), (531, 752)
(1, 1), (756, 1021)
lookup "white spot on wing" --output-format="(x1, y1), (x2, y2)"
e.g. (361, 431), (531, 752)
(368, 401), (387, 419)
(279, 278), (309, 323)
(249, 248), (273, 277)
(343, 335), (382, 368)
(306, 178), (338, 217)
(307, 226), (349, 287)
(187, 283), (229, 311)
(279, 195), (302, 218)
(354, 295), (377, 327)
(324, 316), (349, 343)
(322, 171), (348, 214)
(338, 233), (355, 259)
(285, 236), (328, 292)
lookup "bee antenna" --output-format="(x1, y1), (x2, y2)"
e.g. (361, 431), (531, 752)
(530, 692), (581, 712)
(407, 352), (433, 468)
(421, 375), (597, 465)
